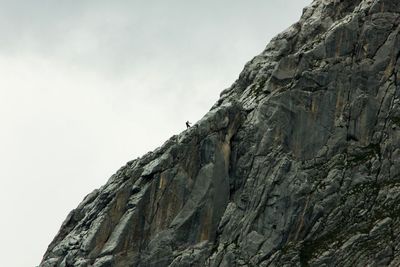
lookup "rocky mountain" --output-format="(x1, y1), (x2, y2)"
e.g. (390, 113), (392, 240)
(40, 0), (400, 266)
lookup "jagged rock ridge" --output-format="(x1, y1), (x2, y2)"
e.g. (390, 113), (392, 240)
(41, 0), (400, 266)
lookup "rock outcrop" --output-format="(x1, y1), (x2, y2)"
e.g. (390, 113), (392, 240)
(41, 0), (400, 266)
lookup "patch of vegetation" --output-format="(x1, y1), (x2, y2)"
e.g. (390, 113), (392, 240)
(347, 181), (378, 195)
(298, 218), (374, 267)
(347, 143), (380, 166)
(391, 116), (400, 127)
(299, 226), (344, 267)
(250, 78), (268, 96)
(299, 180), (386, 266)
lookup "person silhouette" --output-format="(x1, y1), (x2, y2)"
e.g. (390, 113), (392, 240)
(186, 121), (191, 128)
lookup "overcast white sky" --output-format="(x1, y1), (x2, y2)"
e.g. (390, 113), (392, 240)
(0, 1), (312, 266)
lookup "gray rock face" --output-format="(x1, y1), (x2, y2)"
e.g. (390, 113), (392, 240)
(41, 0), (400, 266)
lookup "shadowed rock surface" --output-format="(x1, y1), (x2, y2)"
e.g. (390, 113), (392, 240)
(41, 0), (400, 266)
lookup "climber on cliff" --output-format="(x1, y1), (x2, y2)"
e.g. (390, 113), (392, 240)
(186, 121), (191, 128)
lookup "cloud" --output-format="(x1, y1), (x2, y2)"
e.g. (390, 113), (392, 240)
(0, 1), (312, 266)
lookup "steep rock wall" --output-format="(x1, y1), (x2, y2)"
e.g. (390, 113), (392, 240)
(41, 0), (400, 266)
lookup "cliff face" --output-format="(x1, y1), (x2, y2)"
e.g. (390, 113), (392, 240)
(41, 0), (400, 266)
